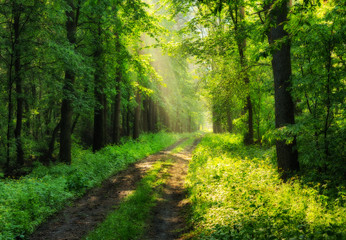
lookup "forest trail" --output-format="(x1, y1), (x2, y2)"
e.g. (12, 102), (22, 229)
(144, 138), (201, 240)
(29, 137), (198, 240)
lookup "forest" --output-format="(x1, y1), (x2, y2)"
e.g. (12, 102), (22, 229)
(0, 0), (345, 239)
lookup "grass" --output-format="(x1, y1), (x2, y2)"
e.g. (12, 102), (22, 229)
(0, 132), (182, 240)
(85, 159), (173, 240)
(185, 133), (346, 239)
(171, 132), (202, 154)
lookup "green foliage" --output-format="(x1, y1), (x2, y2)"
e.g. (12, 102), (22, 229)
(288, 1), (345, 176)
(0, 132), (181, 240)
(185, 133), (346, 239)
(85, 159), (173, 240)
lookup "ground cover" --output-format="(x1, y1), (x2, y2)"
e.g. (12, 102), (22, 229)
(185, 133), (346, 239)
(0, 132), (182, 240)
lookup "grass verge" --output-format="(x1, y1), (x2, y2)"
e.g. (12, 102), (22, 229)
(185, 133), (346, 239)
(85, 159), (173, 240)
(0, 132), (182, 240)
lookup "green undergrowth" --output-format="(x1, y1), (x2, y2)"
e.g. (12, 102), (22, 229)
(185, 133), (346, 239)
(0, 132), (182, 240)
(85, 159), (173, 240)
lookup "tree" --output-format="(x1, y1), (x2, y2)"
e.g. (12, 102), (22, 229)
(59, 0), (80, 164)
(264, 0), (299, 178)
(0, 0), (45, 174)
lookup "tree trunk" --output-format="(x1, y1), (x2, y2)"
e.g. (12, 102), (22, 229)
(227, 110), (233, 133)
(237, 7), (253, 145)
(5, 63), (13, 173)
(93, 90), (105, 152)
(133, 91), (141, 139)
(112, 74), (122, 144)
(12, 4), (24, 167)
(71, 113), (80, 135)
(41, 121), (61, 164)
(127, 108), (131, 136)
(267, 0), (299, 178)
(92, 21), (105, 152)
(59, 0), (78, 164)
(142, 98), (149, 132)
(152, 101), (158, 132)
(148, 98), (154, 132)
(212, 105), (221, 133)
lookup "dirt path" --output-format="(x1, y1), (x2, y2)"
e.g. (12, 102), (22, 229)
(144, 138), (201, 240)
(29, 139), (186, 240)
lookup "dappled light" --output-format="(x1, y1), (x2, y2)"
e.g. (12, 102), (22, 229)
(0, 0), (344, 239)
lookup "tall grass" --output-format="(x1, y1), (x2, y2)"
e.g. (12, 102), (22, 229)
(0, 132), (181, 240)
(186, 133), (345, 239)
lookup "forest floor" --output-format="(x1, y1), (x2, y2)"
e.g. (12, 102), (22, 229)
(30, 137), (200, 240)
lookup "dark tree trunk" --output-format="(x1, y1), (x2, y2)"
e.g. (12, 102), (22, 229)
(159, 105), (169, 131)
(243, 95), (254, 144)
(59, 0), (78, 164)
(112, 73), (122, 144)
(237, 7), (253, 145)
(71, 113), (80, 135)
(121, 109), (126, 136)
(13, 5), (24, 167)
(267, 0), (299, 178)
(188, 115), (192, 132)
(133, 91), (141, 139)
(41, 121), (61, 164)
(158, 105), (166, 131)
(60, 70), (74, 163)
(212, 106), (222, 133)
(93, 21), (105, 152)
(148, 98), (154, 132)
(93, 92), (105, 152)
(126, 107), (131, 136)
(5, 65), (13, 173)
(111, 31), (122, 144)
(152, 101), (158, 132)
(227, 110), (233, 133)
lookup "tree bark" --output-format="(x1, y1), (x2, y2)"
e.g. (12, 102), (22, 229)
(112, 72), (122, 144)
(5, 61), (13, 173)
(92, 19), (106, 152)
(133, 91), (141, 139)
(93, 89), (105, 152)
(41, 121), (61, 164)
(237, 7), (254, 145)
(148, 98), (154, 132)
(59, 0), (78, 164)
(142, 98), (149, 132)
(126, 106), (131, 136)
(227, 110), (233, 133)
(12, 3), (24, 167)
(212, 105), (222, 133)
(267, 0), (299, 178)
